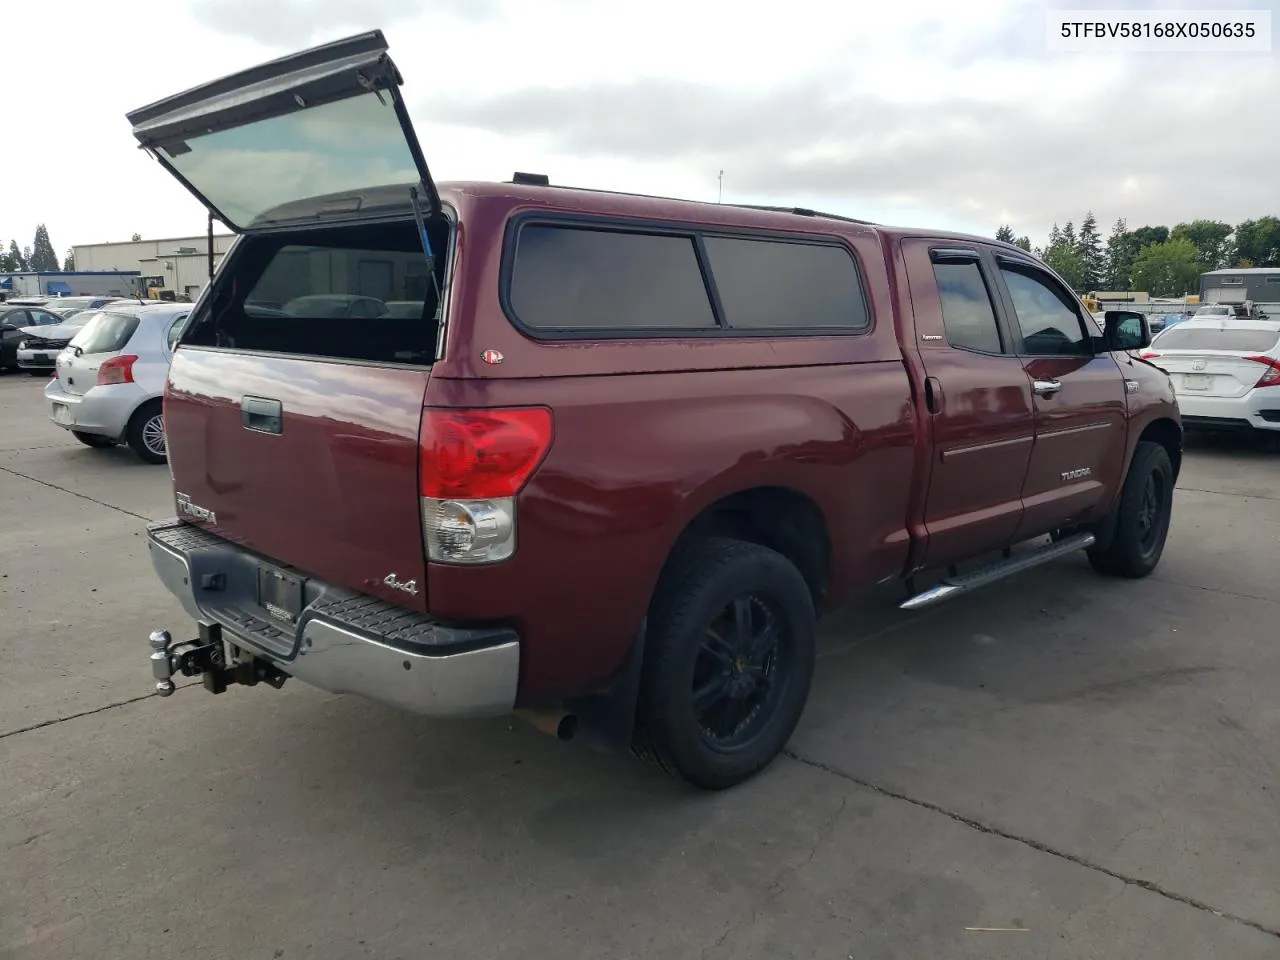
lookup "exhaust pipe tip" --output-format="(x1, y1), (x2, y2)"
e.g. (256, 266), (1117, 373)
(516, 709), (578, 742)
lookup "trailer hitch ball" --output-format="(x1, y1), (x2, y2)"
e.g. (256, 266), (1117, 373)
(149, 630), (176, 696)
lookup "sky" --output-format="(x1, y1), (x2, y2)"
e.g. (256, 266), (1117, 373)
(3, 0), (1276, 257)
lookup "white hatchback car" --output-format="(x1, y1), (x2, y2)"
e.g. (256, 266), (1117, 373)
(1144, 318), (1280, 435)
(45, 303), (190, 463)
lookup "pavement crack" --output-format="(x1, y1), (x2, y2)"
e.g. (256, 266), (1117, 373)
(0, 463), (150, 521)
(782, 748), (1280, 941)
(1178, 486), (1280, 503)
(0, 687), (189, 740)
(1149, 576), (1280, 608)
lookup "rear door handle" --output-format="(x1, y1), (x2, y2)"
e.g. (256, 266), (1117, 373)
(1032, 379), (1062, 398)
(241, 396), (283, 434)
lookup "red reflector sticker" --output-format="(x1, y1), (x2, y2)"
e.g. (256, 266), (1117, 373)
(481, 349), (504, 365)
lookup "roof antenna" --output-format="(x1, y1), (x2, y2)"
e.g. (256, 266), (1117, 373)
(718, 170), (724, 204)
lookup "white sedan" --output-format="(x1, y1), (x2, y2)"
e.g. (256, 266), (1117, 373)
(45, 303), (190, 463)
(1143, 318), (1280, 434)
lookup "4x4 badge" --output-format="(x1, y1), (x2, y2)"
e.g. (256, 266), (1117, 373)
(382, 573), (419, 596)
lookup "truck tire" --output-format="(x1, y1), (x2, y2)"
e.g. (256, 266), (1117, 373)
(634, 537), (816, 790)
(72, 431), (116, 448)
(1087, 441), (1174, 578)
(126, 401), (167, 464)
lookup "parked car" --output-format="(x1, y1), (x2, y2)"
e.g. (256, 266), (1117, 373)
(1143, 318), (1280, 436)
(45, 303), (189, 463)
(1192, 304), (1234, 320)
(0, 304), (68, 372)
(134, 31), (1182, 790)
(14, 311), (102, 375)
(46, 296), (125, 318)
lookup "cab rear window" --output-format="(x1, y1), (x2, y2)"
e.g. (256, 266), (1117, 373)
(1154, 326), (1280, 352)
(507, 221), (868, 335)
(69, 311), (139, 355)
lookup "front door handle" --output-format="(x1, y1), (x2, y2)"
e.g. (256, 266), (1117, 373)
(1032, 379), (1062, 398)
(924, 376), (942, 414)
(241, 396), (283, 434)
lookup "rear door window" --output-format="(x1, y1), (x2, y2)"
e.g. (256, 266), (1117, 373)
(509, 225), (717, 332)
(702, 236), (868, 330)
(166, 314), (189, 351)
(932, 261), (1004, 354)
(69, 312), (140, 354)
(1154, 326), (1280, 352)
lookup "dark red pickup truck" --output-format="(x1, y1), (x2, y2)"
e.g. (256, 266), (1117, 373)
(137, 32), (1180, 789)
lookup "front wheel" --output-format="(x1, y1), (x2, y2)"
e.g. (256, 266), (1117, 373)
(1087, 441), (1174, 578)
(126, 401), (167, 464)
(634, 537), (816, 790)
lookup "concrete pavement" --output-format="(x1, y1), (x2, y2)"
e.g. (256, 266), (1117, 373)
(2, 372), (1277, 959)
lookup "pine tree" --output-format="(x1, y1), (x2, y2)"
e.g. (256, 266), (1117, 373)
(63, 249), (76, 271)
(1103, 217), (1129, 289)
(1076, 212), (1103, 292)
(30, 224), (59, 272)
(1061, 221), (1078, 249)
(996, 225), (1016, 243)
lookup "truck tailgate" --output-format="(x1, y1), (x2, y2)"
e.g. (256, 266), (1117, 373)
(164, 348), (429, 611)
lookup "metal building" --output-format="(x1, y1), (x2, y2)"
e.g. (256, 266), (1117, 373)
(1199, 267), (1280, 305)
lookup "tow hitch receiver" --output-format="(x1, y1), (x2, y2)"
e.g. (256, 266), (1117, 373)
(150, 621), (288, 697)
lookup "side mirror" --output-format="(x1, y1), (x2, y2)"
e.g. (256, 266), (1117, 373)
(1103, 310), (1150, 352)
(0, 323), (15, 333)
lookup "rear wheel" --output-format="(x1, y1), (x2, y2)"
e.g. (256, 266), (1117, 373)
(1087, 441), (1174, 578)
(634, 537), (816, 790)
(72, 431), (116, 448)
(126, 401), (167, 464)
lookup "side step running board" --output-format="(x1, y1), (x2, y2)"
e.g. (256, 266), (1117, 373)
(900, 532), (1096, 611)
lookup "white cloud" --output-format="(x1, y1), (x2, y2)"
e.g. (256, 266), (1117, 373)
(2, 0), (1275, 257)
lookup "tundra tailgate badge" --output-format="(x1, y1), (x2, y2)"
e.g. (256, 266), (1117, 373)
(176, 492), (217, 524)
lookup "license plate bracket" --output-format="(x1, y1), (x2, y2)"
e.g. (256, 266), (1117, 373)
(1182, 373), (1210, 391)
(257, 564), (305, 624)
(52, 404), (71, 424)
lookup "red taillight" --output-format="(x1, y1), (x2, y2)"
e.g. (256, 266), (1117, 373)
(1246, 355), (1280, 388)
(97, 355), (138, 386)
(1140, 351), (1160, 360)
(420, 407), (553, 499)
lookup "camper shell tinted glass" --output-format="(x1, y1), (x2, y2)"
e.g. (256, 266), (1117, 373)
(181, 216), (450, 365)
(503, 216), (870, 338)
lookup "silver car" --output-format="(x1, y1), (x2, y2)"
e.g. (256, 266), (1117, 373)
(45, 303), (189, 463)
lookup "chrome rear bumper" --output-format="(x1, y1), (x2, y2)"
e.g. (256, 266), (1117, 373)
(146, 520), (520, 718)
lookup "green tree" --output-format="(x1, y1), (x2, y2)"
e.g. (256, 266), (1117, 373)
(1233, 216), (1280, 267)
(1076, 211), (1103, 291)
(63, 248), (76, 271)
(29, 224), (59, 272)
(1128, 225), (1169, 249)
(996, 224), (1015, 243)
(1170, 219), (1233, 270)
(1060, 221), (1078, 250)
(1129, 237), (1201, 296)
(130, 232), (142, 242)
(7, 240), (28, 271)
(1103, 217), (1131, 289)
(1013, 235), (1031, 252)
(1043, 243), (1086, 292)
